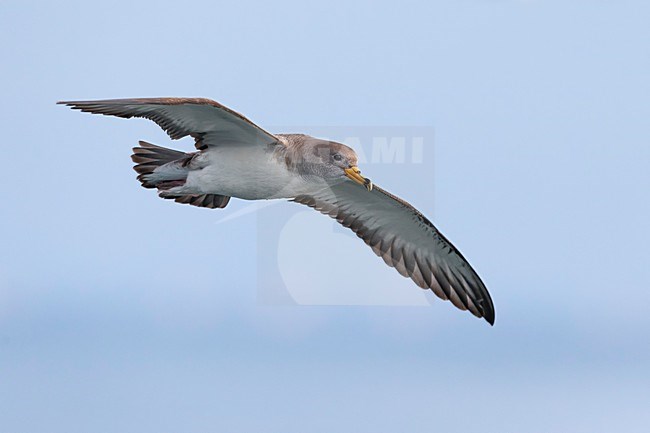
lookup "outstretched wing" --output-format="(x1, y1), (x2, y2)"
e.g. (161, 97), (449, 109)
(58, 97), (278, 149)
(292, 181), (495, 324)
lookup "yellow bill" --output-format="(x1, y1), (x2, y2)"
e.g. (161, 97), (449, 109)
(344, 166), (373, 191)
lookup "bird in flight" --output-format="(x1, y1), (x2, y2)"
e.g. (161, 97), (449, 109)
(59, 97), (495, 325)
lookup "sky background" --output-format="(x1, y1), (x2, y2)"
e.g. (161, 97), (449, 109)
(1, 1), (649, 432)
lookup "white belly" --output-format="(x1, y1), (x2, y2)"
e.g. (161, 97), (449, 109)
(185, 146), (309, 200)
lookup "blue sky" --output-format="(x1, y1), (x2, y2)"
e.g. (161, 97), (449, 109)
(1, 1), (649, 432)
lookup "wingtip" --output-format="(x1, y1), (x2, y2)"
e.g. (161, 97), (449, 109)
(484, 311), (496, 326)
(57, 100), (92, 107)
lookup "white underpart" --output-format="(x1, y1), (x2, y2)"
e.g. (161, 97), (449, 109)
(184, 145), (312, 200)
(148, 160), (190, 184)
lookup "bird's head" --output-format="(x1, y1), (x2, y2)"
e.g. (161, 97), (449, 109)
(296, 137), (372, 191)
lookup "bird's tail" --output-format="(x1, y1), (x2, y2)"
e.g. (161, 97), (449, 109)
(131, 140), (192, 189)
(130, 141), (230, 209)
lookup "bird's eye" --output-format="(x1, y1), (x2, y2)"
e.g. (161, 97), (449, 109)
(333, 154), (343, 162)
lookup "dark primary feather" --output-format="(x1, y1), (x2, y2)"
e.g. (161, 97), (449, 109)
(57, 97), (278, 150)
(292, 181), (495, 324)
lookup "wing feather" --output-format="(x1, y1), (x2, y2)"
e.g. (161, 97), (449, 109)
(292, 181), (495, 324)
(58, 97), (278, 149)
